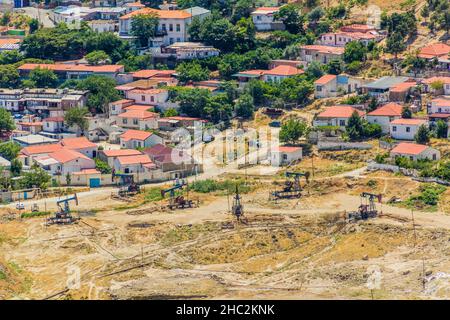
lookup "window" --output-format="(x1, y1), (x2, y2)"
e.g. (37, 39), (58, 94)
(410, 156), (413, 160)
(406, 127), (410, 133)
(162, 24), (166, 30)
(133, 119), (138, 125)
(392, 126), (397, 132)
(433, 154), (437, 160)
(256, 16), (261, 20)
(151, 96), (154, 102)
(176, 24), (180, 32)
(317, 85), (322, 92)
(169, 24), (173, 31)
(123, 118), (127, 124)
(169, 38), (174, 44)
(176, 37), (181, 42)
(282, 154), (288, 160)
(339, 120), (345, 126)
(141, 95), (145, 101)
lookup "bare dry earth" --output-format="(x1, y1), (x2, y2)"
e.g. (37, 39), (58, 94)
(0, 174), (449, 300)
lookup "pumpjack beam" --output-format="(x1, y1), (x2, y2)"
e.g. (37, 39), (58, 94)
(46, 194), (79, 225)
(347, 192), (382, 222)
(270, 171), (310, 200)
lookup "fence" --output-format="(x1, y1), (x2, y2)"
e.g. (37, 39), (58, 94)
(318, 141), (372, 151)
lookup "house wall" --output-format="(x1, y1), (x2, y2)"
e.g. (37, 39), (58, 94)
(367, 115), (401, 133)
(120, 134), (163, 149)
(49, 157), (96, 175)
(270, 149), (303, 167)
(389, 123), (423, 140)
(430, 102), (450, 114)
(313, 117), (351, 129)
(125, 90), (169, 105)
(391, 148), (440, 161)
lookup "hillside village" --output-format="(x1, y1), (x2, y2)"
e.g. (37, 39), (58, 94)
(0, 0), (449, 301)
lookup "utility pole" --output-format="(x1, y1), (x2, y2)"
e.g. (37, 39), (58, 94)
(411, 208), (417, 247)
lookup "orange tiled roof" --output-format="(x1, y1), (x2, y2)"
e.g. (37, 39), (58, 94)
(72, 168), (101, 175)
(367, 103), (403, 117)
(18, 63), (124, 73)
(102, 149), (143, 157)
(317, 106), (364, 118)
(49, 149), (91, 163)
(390, 142), (429, 155)
(390, 118), (427, 125)
(0, 38), (21, 45)
(418, 43), (450, 59)
(120, 8), (192, 20)
(132, 69), (176, 79)
(422, 76), (450, 85)
(110, 99), (134, 105)
(117, 154), (153, 165)
(120, 129), (153, 141)
(20, 143), (63, 156)
(60, 137), (97, 149)
(272, 146), (302, 153)
(123, 104), (155, 111)
(390, 81), (416, 93)
(314, 74), (336, 85)
(264, 65), (304, 76)
(118, 109), (158, 120)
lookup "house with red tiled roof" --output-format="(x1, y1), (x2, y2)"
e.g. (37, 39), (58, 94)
(319, 31), (382, 47)
(340, 24), (377, 33)
(109, 99), (135, 116)
(422, 77), (450, 95)
(299, 45), (345, 64)
(144, 143), (198, 174)
(429, 97), (450, 114)
(18, 63), (125, 82)
(117, 109), (160, 130)
(233, 65), (304, 87)
(390, 142), (440, 161)
(40, 149), (96, 175)
(389, 118), (428, 140)
(98, 149), (143, 167)
(19, 143), (63, 166)
(42, 116), (65, 133)
(125, 88), (169, 106)
(251, 7), (284, 31)
(119, 7), (199, 46)
(59, 136), (98, 158)
(120, 129), (163, 149)
(418, 43), (450, 60)
(113, 154), (156, 174)
(313, 106), (365, 129)
(314, 74), (365, 98)
(367, 103), (404, 133)
(16, 121), (43, 134)
(132, 69), (176, 80)
(270, 145), (303, 167)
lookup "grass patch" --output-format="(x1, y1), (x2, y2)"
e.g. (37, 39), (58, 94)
(20, 211), (51, 219)
(404, 184), (447, 211)
(0, 270), (6, 280)
(190, 179), (251, 195)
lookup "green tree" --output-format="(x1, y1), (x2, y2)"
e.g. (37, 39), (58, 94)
(64, 107), (89, 135)
(28, 67), (59, 88)
(163, 108), (179, 117)
(344, 41), (367, 63)
(130, 13), (159, 48)
(386, 32), (406, 59)
(326, 59), (343, 75)
(0, 65), (20, 88)
(231, 0), (254, 23)
(401, 106), (412, 118)
(435, 120), (448, 138)
(20, 166), (51, 190)
(345, 111), (364, 141)
(414, 124), (430, 144)
(95, 158), (112, 174)
(279, 118), (308, 144)
(176, 61), (210, 83)
(85, 50), (111, 65)
(367, 97), (378, 112)
(0, 50), (23, 65)
(235, 93), (254, 119)
(10, 158), (22, 177)
(29, 18), (40, 34)
(75, 76), (120, 113)
(274, 4), (304, 34)
(0, 141), (20, 160)
(65, 172), (71, 185)
(0, 109), (15, 133)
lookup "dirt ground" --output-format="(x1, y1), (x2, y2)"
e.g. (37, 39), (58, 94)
(0, 170), (449, 300)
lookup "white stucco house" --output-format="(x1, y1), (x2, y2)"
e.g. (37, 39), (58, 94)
(366, 103), (404, 134)
(251, 7), (284, 31)
(270, 146), (302, 167)
(390, 142), (440, 161)
(389, 118), (428, 140)
(38, 149), (96, 175)
(313, 106), (365, 130)
(120, 129), (163, 149)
